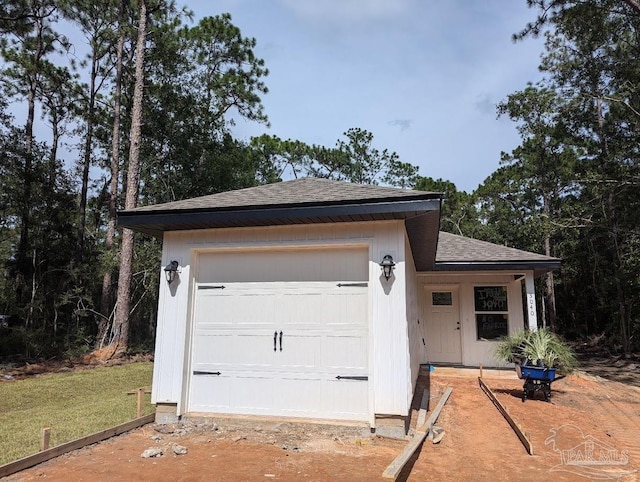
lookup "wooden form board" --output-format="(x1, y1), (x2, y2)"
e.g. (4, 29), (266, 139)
(478, 377), (533, 455)
(0, 413), (155, 478)
(415, 389), (430, 428)
(382, 387), (453, 480)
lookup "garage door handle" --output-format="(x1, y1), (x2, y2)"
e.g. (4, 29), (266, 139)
(279, 331), (283, 351)
(274, 331), (277, 351)
(193, 371), (221, 376)
(336, 375), (368, 381)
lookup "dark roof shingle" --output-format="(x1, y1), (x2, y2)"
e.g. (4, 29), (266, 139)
(435, 231), (560, 274)
(127, 177), (438, 213)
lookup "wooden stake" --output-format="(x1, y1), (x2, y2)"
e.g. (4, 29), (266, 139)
(125, 386), (151, 418)
(478, 377), (533, 455)
(0, 414), (155, 479)
(136, 387), (144, 418)
(479, 363), (483, 379)
(383, 387), (453, 479)
(40, 428), (50, 452)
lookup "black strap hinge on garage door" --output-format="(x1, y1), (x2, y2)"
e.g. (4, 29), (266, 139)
(336, 283), (368, 288)
(335, 375), (368, 381)
(193, 370), (221, 376)
(198, 285), (226, 290)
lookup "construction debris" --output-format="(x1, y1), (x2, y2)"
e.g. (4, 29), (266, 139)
(172, 444), (188, 455)
(382, 387), (453, 480)
(141, 447), (164, 458)
(428, 425), (445, 444)
(478, 377), (533, 455)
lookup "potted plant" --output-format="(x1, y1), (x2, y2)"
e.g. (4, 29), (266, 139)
(495, 328), (577, 375)
(496, 329), (577, 402)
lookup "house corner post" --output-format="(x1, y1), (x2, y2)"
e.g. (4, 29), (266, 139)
(524, 273), (538, 331)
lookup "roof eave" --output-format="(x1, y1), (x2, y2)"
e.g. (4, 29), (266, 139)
(433, 260), (561, 276)
(117, 198), (440, 237)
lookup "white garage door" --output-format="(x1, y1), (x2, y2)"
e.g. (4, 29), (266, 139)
(188, 247), (370, 421)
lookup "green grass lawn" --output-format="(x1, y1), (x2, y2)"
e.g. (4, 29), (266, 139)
(0, 362), (154, 466)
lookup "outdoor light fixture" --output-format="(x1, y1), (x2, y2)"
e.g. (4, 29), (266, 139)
(380, 254), (396, 281)
(164, 260), (179, 284)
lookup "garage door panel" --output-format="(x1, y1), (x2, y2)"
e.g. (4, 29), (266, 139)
(192, 333), (235, 367)
(190, 375), (231, 411)
(324, 291), (368, 328)
(279, 292), (324, 325)
(278, 376), (323, 413)
(194, 332), (277, 369)
(325, 379), (369, 418)
(324, 335), (368, 371)
(189, 248), (369, 421)
(197, 291), (278, 326)
(277, 333), (321, 370)
(231, 376), (274, 411)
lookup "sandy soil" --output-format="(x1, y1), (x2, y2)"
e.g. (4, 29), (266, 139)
(4, 365), (639, 482)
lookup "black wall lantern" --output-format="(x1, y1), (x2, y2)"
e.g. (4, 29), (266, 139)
(164, 260), (179, 284)
(380, 254), (396, 281)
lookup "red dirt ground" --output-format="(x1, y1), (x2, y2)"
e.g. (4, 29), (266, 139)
(4, 367), (639, 482)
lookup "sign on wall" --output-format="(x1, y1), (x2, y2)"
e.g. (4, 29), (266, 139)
(474, 286), (508, 340)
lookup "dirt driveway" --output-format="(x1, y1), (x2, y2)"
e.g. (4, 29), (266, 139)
(5, 367), (639, 481)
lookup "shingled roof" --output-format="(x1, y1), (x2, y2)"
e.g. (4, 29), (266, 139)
(117, 179), (560, 275)
(126, 178), (438, 213)
(435, 231), (560, 274)
(118, 178), (442, 271)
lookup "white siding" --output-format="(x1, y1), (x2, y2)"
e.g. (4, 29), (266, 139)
(418, 272), (529, 367)
(404, 232), (422, 410)
(152, 220), (413, 418)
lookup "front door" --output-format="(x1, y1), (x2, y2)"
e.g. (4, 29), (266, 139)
(423, 287), (462, 364)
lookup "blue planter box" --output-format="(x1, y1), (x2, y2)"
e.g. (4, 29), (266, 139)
(516, 364), (556, 381)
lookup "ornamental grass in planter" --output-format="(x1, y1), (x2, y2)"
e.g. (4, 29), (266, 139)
(495, 328), (578, 375)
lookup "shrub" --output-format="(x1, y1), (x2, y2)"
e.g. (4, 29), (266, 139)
(495, 328), (578, 375)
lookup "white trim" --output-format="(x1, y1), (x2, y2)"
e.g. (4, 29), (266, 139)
(524, 272), (538, 331)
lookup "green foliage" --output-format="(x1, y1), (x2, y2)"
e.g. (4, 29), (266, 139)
(495, 329), (578, 375)
(513, 0), (640, 352)
(0, 362), (153, 465)
(250, 128), (420, 188)
(0, 2), (273, 359)
(414, 177), (479, 237)
(494, 330), (529, 364)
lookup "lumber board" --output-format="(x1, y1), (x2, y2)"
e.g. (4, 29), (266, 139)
(126, 387), (152, 395)
(416, 389), (430, 428)
(416, 386), (452, 433)
(0, 413), (155, 478)
(478, 377), (533, 455)
(383, 387), (453, 479)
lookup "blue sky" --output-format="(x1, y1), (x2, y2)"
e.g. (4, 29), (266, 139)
(187, 0), (546, 192)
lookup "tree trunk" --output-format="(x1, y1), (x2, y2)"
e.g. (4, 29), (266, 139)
(76, 53), (98, 265)
(15, 10), (44, 306)
(607, 192), (630, 353)
(97, 0), (126, 349)
(110, 0), (147, 358)
(542, 192), (557, 330)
